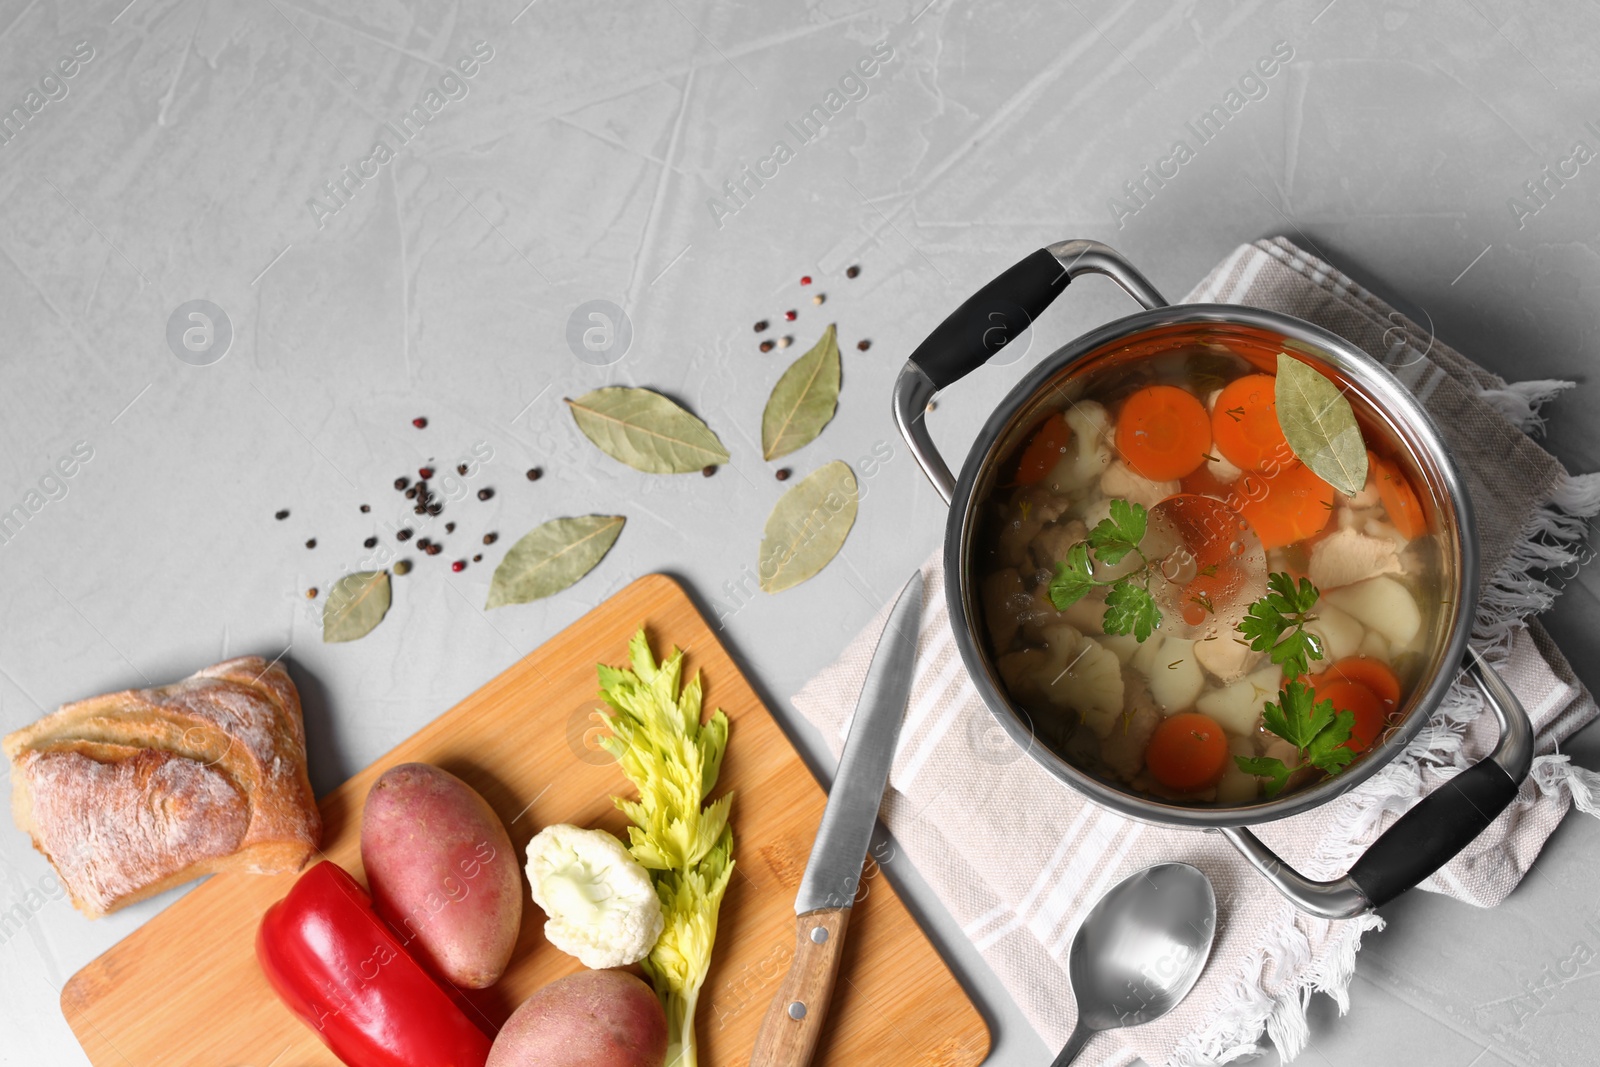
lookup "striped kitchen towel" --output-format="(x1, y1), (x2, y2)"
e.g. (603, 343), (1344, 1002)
(792, 238), (1600, 1065)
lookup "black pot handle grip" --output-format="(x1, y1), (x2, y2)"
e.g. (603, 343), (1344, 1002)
(909, 249), (1072, 390)
(895, 240), (1169, 503)
(1345, 757), (1521, 909)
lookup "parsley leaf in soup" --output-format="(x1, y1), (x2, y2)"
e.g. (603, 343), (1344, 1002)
(1103, 580), (1160, 642)
(1234, 755), (1293, 798)
(1238, 571), (1324, 677)
(1264, 679), (1335, 749)
(1305, 709), (1357, 774)
(1088, 498), (1148, 565)
(1048, 543), (1098, 610)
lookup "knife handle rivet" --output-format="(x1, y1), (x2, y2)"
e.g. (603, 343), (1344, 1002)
(788, 1001), (807, 1020)
(810, 926), (829, 944)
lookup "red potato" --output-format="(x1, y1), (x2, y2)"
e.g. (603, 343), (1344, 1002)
(487, 970), (667, 1067)
(361, 762), (522, 988)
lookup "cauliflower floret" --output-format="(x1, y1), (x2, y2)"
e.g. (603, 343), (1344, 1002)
(1044, 401), (1113, 493)
(1100, 461), (1180, 509)
(1309, 527), (1402, 590)
(525, 823), (663, 969)
(1029, 518), (1088, 574)
(1099, 669), (1160, 783)
(1019, 585), (1106, 642)
(1000, 624), (1125, 737)
(996, 489), (1071, 569)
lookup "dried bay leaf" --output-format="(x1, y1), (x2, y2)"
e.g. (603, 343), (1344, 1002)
(762, 324), (841, 460)
(567, 387), (729, 474)
(1275, 352), (1368, 496)
(323, 570), (391, 643)
(486, 515), (625, 608)
(758, 461), (859, 593)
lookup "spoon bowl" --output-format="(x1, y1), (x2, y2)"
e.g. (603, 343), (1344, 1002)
(1051, 863), (1216, 1066)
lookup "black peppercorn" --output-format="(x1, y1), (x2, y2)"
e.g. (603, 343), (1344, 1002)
(275, 509), (289, 520)
(364, 537), (377, 548)
(478, 488), (494, 501)
(395, 477), (409, 491)
(305, 538), (316, 549)
(526, 467), (543, 481)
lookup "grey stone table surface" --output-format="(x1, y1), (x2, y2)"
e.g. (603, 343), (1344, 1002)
(2, 0), (1599, 1064)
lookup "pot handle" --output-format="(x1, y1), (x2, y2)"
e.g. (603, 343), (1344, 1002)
(1221, 648), (1535, 919)
(893, 240), (1168, 503)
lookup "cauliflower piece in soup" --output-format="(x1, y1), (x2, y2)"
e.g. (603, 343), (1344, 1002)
(1045, 401), (1113, 494)
(1100, 461), (1180, 510)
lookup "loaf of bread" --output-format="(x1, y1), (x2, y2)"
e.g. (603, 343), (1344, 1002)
(2, 657), (321, 918)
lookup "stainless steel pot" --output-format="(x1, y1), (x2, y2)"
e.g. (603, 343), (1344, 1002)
(893, 239), (1533, 919)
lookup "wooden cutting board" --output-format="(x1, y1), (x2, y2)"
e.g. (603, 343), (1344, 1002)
(60, 573), (990, 1067)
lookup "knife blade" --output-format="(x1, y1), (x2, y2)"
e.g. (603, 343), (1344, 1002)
(748, 571), (924, 1067)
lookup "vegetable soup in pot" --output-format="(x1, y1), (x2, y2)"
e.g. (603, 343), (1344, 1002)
(974, 333), (1455, 806)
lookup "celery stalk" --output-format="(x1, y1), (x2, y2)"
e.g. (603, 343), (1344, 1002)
(598, 630), (734, 1067)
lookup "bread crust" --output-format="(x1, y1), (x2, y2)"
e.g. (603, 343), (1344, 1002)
(3, 657), (322, 918)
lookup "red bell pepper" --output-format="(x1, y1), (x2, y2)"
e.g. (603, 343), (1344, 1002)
(256, 861), (493, 1067)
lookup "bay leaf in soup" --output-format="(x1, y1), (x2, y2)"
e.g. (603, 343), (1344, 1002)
(1274, 352), (1368, 496)
(486, 515), (625, 608)
(758, 461), (859, 593)
(567, 388), (730, 473)
(762, 324), (841, 461)
(323, 570), (391, 643)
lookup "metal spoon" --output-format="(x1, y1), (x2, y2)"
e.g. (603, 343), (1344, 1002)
(1050, 862), (1217, 1066)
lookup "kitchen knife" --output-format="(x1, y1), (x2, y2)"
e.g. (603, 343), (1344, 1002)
(748, 571), (924, 1067)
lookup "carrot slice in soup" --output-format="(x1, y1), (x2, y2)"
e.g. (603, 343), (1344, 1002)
(1144, 712), (1230, 791)
(1316, 656), (1402, 710)
(1013, 413), (1073, 485)
(1115, 385), (1211, 481)
(1369, 450), (1427, 539)
(1212, 374), (1291, 471)
(1308, 678), (1388, 754)
(1232, 462), (1335, 550)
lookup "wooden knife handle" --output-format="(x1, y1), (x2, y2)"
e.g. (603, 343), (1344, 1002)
(747, 907), (851, 1067)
